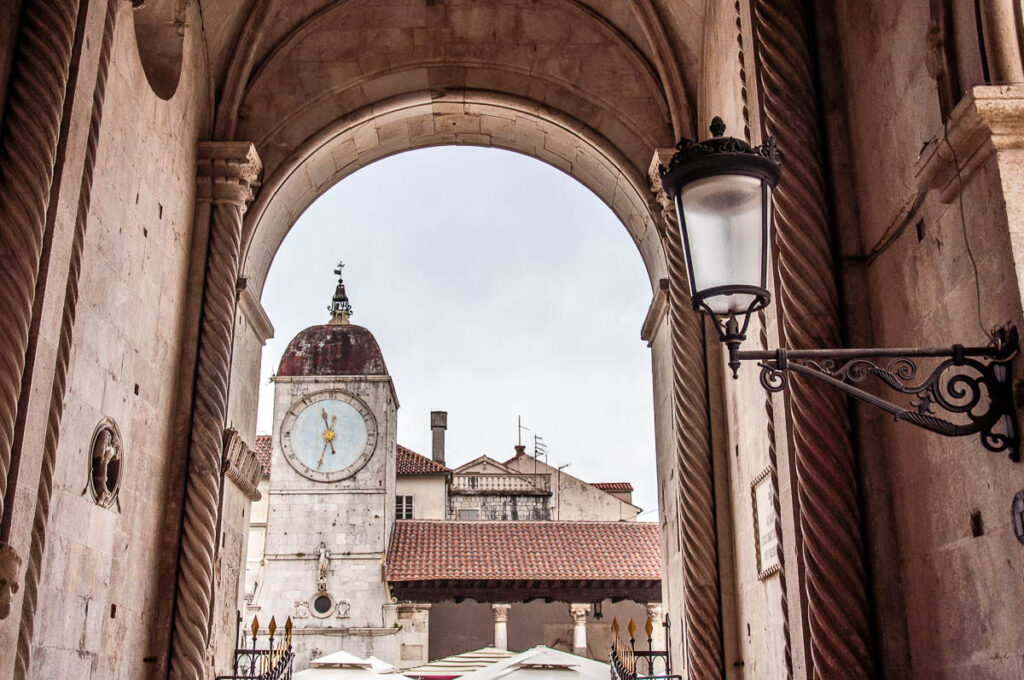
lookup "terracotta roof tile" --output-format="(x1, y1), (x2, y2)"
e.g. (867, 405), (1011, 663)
(254, 435), (272, 475)
(397, 445), (451, 476)
(386, 520), (661, 582)
(592, 482), (633, 492)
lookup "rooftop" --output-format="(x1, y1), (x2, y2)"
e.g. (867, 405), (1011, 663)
(254, 435), (272, 475)
(277, 323), (388, 377)
(386, 520), (661, 582)
(397, 445), (451, 476)
(592, 482), (633, 492)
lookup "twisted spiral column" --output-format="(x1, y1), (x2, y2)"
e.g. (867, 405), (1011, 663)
(751, 1), (874, 677)
(11, 1), (118, 673)
(738, 3), (792, 676)
(663, 215), (724, 679)
(0, 0), (80, 536)
(169, 143), (261, 680)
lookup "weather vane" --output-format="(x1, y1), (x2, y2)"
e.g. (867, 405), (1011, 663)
(328, 260), (353, 323)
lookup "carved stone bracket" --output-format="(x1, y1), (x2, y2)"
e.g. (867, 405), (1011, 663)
(170, 142), (261, 680)
(223, 429), (262, 502)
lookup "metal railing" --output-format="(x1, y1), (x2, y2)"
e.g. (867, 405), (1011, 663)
(610, 616), (680, 680)
(451, 472), (551, 493)
(216, 613), (294, 680)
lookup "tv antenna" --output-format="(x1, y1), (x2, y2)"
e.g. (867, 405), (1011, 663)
(533, 435), (547, 459)
(517, 415), (531, 446)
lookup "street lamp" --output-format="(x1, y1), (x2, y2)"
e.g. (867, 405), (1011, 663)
(659, 117), (1020, 460)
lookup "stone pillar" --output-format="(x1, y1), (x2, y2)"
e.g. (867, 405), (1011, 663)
(169, 142), (261, 680)
(978, 0), (1024, 83)
(0, 0), (81, 609)
(492, 604), (511, 651)
(645, 603), (665, 651)
(569, 604), (589, 656)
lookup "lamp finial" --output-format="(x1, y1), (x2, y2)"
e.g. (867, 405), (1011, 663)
(709, 116), (727, 137)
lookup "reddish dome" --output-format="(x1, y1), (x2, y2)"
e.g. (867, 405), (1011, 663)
(277, 324), (388, 377)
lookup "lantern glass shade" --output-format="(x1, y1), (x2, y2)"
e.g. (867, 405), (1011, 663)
(675, 174), (771, 315)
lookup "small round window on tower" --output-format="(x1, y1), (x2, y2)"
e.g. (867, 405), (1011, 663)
(313, 594), (333, 615)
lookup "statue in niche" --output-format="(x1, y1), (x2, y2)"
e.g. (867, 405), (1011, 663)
(316, 541), (330, 592)
(88, 419), (122, 509)
(333, 599), (351, 619)
(293, 600), (310, 619)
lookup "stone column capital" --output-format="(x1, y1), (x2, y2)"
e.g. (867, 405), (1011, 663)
(645, 602), (664, 620)
(196, 141), (262, 207)
(491, 603), (511, 623)
(568, 603), (590, 624)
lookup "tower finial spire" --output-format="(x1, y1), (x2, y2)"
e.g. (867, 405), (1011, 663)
(328, 261), (353, 324)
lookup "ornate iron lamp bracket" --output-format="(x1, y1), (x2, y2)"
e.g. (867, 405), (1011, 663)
(719, 321), (1020, 461)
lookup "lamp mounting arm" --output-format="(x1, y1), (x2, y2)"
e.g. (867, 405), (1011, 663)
(727, 325), (1020, 460)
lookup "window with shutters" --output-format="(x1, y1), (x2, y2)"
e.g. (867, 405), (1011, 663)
(396, 495), (413, 519)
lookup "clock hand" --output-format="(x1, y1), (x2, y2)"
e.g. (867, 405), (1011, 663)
(329, 440), (336, 455)
(318, 440), (328, 469)
(321, 408), (330, 427)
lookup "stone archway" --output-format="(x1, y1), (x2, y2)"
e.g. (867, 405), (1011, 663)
(166, 2), (726, 678)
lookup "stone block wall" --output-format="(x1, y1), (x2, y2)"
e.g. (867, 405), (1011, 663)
(448, 492), (550, 521)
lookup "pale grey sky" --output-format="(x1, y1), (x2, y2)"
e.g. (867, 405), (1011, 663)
(256, 146), (659, 517)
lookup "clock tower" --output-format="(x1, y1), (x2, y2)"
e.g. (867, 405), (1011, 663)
(251, 264), (401, 668)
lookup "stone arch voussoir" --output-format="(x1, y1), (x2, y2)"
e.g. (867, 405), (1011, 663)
(241, 90), (670, 300)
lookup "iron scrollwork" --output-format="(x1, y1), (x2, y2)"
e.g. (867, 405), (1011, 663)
(738, 326), (1019, 460)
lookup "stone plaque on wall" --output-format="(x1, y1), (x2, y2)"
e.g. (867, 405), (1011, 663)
(751, 467), (780, 579)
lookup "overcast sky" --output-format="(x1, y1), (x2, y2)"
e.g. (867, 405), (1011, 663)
(256, 146), (659, 517)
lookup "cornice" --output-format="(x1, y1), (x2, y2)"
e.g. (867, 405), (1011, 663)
(916, 85), (1024, 203)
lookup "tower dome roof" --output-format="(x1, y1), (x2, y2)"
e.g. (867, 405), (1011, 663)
(277, 323), (388, 377)
(278, 261), (388, 377)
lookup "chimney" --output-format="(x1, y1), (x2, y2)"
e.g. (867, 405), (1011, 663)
(514, 445), (526, 457)
(430, 411), (447, 465)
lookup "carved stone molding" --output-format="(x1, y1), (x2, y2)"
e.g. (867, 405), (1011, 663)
(648, 153), (724, 680)
(0, 0), (80, 533)
(237, 286), (275, 344)
(170, 142), (261, 680)
(223, 429), (262, 502)
(640, 278), (670, 347)
(13, 2), (118, 677)
(751, 0), (874, 677)
(916, 85), (1024, 202)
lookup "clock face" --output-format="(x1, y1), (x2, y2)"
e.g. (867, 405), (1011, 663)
(280, 390), (378, 482)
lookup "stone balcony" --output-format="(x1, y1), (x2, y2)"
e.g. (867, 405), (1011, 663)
(451, 472), (552, 495)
